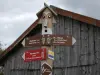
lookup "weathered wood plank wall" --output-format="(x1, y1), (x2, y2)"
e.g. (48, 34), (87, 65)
(4, 15), (100, 75)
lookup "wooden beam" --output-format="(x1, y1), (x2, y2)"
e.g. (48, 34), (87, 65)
(41, 8), (55, 75)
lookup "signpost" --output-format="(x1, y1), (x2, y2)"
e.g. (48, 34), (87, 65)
(40, 6), (56, 75)
(22, 35), (76, 47)
(22, 48), (47, 62)
(21, 3), (76, 75)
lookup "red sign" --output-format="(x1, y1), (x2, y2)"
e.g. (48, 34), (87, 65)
(22, 34), (74, 47)
(22, 48), (47, 62)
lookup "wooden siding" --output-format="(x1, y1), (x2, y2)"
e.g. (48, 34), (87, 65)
(3, 15), (100, 75)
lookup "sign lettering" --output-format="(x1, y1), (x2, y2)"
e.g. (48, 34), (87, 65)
(22, 35), (74, 47)
(22, 48), (47, 62)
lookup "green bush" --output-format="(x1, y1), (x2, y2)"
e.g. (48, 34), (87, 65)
(0, 72), (4, 75)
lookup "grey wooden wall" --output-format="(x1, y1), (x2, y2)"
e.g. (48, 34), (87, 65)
(4, 15), (100, 75)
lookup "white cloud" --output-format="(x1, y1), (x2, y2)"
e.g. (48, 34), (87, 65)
(4, 24), (13, 29)
(0, 12), (37, 23)
(0, 12), (37, 49)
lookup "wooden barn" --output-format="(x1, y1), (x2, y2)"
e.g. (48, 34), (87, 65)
(0, 3), (100, 75)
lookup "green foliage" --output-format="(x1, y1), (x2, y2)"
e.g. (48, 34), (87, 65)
(0, 72), (4, 75)
(0, 50), (3, 55)
(0, 41), (4, 55)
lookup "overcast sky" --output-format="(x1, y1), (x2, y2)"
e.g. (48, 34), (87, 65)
(0, 0), (100, 49)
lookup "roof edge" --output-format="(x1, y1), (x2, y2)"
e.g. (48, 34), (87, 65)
(50, 5), (100, 27)
(0, 18), (40, 61)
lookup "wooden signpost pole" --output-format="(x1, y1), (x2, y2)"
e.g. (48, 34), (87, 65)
(21, 3), (76, 75)
(41, 7), (55, 75)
